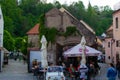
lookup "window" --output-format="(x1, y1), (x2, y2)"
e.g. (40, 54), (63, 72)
(108, 42), (110, 47)
(116, 17), (118, 28)
(108, 56), (110, 59)
(0, 15), (1, 19)
(116, 53), (120, 61)
(116, 40), (120, 47)
(116, 41), (119, 47)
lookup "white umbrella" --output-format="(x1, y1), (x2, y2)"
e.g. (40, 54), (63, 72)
(40, 35), (48, 68)
(80, 36), (86, 65)
(63, 38), (102, 57)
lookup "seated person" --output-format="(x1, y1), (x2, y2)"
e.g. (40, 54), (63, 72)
(32, 59), (38, 70)
(38, 62), (43, 70)
(32, 59), (39, 75)
(33, 65), (39, 76)
(68, 64), (76, 78)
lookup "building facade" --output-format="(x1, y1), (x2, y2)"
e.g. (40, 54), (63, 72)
(27, 23), (40, 49)
(45, 8), (97, 64)
(105, 4), (120, 64)
(27, 7), (98, 64)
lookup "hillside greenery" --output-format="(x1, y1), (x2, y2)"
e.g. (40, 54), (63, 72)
(0, 0), (113, 54)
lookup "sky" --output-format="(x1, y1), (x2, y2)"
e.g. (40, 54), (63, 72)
(47, 0), (120, 9)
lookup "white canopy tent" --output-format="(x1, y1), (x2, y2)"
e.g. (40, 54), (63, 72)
(63, 44), (102, 57)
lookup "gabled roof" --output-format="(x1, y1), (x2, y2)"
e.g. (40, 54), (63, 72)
(59, 7), (95, 34)
(106, 25), (113, 32)
(59, 7), (78, 21)
(80, 20), (95, 34)
(27, 24), (40, 35)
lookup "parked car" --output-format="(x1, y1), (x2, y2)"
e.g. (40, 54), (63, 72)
(46, 66), (65, 80)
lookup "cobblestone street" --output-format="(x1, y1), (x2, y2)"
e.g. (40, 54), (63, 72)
(94, 63), (109, 80)
(95, 63), (119, 80)
(0, 60), (119, 80)
(0, 59), (33, 80)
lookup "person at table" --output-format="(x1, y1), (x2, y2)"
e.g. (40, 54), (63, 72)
(32, 59), (38, 69)
(68, 64), (76, 79)
(38, 62), (43, 70)
(32, 59), (39, 75)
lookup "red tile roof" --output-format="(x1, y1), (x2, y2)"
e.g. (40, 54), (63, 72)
(27, 23), (40, 35)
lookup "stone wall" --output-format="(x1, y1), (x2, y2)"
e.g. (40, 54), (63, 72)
(44, 8), (97, 64)
(45, 8), (75, 32)
(28, 35), (39, 48)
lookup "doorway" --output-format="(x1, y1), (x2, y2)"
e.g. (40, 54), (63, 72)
(56, 43), (63, 65)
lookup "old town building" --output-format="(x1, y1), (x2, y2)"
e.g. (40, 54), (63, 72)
(105, 3), (120, 64)
(27, 23), (40, 49)
(27, 7), (97, 64)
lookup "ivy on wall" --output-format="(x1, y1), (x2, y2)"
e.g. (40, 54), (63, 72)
(39, 26), (79, 44)
(39, 15), (80, 44)
(39, 25), (58, 43)
(65, 26), (80, 37)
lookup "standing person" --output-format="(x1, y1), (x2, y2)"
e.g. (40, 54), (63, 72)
(14, 53), (17, 61)
(107, 63), (117, 80)
(18, 52), (23, 61)
(116, 60), (120, 79)
(22, 55), (26, 64)
(79, 64), (88, 80)
(93, 62), (100, 75)
(88, 63), (96, 80)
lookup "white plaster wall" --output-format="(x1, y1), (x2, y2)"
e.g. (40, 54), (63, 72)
(0, 6), (4, 47)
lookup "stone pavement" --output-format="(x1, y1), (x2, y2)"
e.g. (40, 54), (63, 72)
(95, 63), (119, 80)
(0, 59), (34, 80)
(0, 60), (119, 80)
(94, 63), (108, 80)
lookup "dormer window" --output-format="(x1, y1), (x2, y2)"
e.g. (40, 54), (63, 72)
(116, 17), (118, 28)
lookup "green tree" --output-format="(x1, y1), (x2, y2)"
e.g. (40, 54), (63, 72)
(14, 36), (28, 55)
(68, 1), (86, 20)
(53, 1), (61, 8)
(86, 2), (99, 30)
(3, 30), (15, 51)
(21, 36), (28, 55)
(14, 37), (23, 51)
